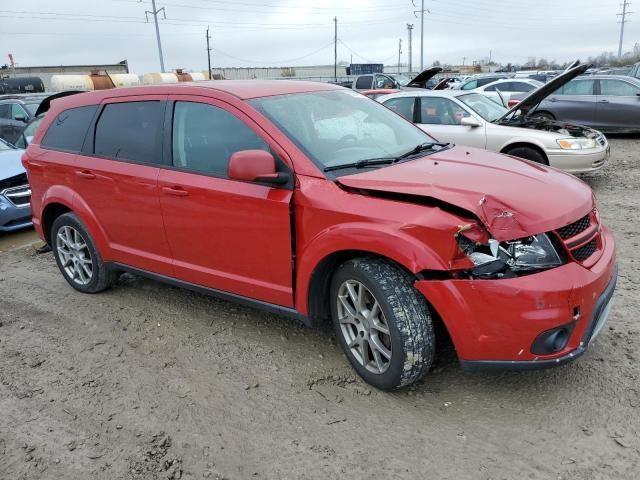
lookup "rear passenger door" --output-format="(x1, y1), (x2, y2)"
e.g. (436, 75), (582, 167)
(158, 96), (294, 307)
(73, 95), (174, 276)
(596, 78), (640, 130)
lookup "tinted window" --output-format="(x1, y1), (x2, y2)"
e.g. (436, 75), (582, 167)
(172, 102), (268, 177)
(600, 79), (640, 96)
(355, 76), (373, 90)
(94, 101), (163, 163)
(0, 104), (10, 119)
(461, 80), (478, 90)
(512, 82), (536, 92)
(558, 80), (594, 96)
(477, 77), (500, 88)
(383, 97), (415, 121)
(41, 105), (98, 152)
(420, 97), (469, 125)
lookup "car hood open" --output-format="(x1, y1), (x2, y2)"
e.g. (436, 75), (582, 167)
(407, 67), (443, 88)
(0, 148), (26, 181)
(336, 146), (594, 241)
(496, 62), (590, 122)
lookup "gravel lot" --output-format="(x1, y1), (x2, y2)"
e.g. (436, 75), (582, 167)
(1, 139), (639, 480)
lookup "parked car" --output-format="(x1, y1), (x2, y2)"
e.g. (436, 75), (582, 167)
(455, 74), (510, 91)
(359, 89), (401, 100)
(0, 93), (49, 145)
(378, 64), (609, 173)
(0, 139), (32, 232)
(469, 78), (544, 105)
(524, 75), (640, 133)
(24, 80), (616, 390)
(352, 67), (443, 92)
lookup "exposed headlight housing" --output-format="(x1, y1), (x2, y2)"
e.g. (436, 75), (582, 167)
(458, 233), (563, 279)
(556, 138), (597, 150)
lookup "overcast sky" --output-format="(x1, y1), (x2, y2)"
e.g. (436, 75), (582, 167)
(1, 0), (637, 73)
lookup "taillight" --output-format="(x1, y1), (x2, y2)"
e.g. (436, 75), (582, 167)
(508, 99), (520, 108)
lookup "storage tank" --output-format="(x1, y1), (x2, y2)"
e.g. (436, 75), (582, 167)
(110, 73), (140, 88)
(142, 72), (178, 85)
(188, 72), (207, 81)
(51, 75), (95, 92)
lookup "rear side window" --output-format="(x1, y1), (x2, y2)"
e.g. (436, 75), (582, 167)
(383, 97), (415, 121)
(461, 80), (477, 90)
(41, 105), (98, 152)
(355, 76), (373, 90)
(557, 80), (594, 96)
(172, 101), (268, 177)
(94, 101), (163, 164)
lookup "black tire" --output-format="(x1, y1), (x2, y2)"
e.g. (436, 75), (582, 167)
(533, 111), (555, 121)
(505, 146), (548, 165)
(51, 212), (113, 293)
(330, 257), (435, 390)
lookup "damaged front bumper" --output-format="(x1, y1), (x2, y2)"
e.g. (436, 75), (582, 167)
(414, 226), (617, 370)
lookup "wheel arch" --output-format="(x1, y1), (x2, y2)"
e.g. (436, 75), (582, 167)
(500, 141), (549, 165)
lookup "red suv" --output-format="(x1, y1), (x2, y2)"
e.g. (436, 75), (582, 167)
(23, 81), (617, 390)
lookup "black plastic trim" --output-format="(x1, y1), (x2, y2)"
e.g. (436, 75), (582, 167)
(460, 264), (617, 372)
(110, 263), (310, 326)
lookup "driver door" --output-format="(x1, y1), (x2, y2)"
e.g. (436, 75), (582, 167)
(158, 96), (294, 307)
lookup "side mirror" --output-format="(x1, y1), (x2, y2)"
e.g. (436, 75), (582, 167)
(460, 117), (482, 128)
(14, 115), (27, 123)
(228, 150), (289, 185)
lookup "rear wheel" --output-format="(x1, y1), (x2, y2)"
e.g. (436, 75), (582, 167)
(51, 213), (113, 293)
(505, 146), (548, 165)
(330, 257), (435, 390)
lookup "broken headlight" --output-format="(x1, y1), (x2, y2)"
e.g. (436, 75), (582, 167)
(458, 234), (563, 278)
(556, 138), (597, 150)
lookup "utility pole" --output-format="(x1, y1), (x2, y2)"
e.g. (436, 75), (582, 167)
(407, 24), (413, 74)
(397, 39), (403, 73)
(206, 26), (212, 80)
(144, 0), (166, 72)
(489, 49), (492, 65)
(412, 0), (429, 71)
(618, 1), (632, 58)
(334, 17), (338, 83)
(462, 56), (466, 66)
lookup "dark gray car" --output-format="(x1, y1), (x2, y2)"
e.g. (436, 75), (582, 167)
(525, 75), (640, 133)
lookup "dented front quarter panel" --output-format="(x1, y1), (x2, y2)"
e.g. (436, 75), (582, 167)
(293, 175), (474, 314)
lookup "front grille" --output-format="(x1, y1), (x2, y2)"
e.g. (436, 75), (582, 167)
(0, 172), (28, 191)
(572, 239), (597, 261)
(557, 215), (591, 239)
(2, 184), (31, 207)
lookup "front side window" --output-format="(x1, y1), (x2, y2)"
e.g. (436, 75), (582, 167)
(41, 105), (98, 152)
(375, 75), (396, 89)
(600, 79), (640, 96)
(383, 97), (415, 121)
(172, 102), (268, 177)
(420, 97), (470, 125)
(94, 101), (163, 163)
(10, 103), (29, 120)
(251, 90), (436, 171)
(557, 79), (594, 96)
(461, 80), (478, 90)
(458, 93), (508, 122)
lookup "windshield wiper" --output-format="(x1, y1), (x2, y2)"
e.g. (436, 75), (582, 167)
(323, 142), (451, 173)
(323, 157), (398, 172)
(398, 141), (451, 159)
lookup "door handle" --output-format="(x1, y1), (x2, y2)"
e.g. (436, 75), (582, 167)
(549, 97), (557, 102)
(599, 99), (609, 103)
(75, 170), (96, 179)
(162, 186), (189, 197)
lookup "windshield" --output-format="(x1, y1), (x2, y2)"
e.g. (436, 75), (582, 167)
(0, 139), (15, 151)
(458, 93), (508, 122)
(251, 90), (436, 170)
(391, 75), (410, 86)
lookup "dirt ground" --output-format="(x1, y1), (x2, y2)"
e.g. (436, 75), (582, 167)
(1, 139), (639, 480)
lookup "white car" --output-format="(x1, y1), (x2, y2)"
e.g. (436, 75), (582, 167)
(377, 63), (609, 174)
(467, 78), (544, 105)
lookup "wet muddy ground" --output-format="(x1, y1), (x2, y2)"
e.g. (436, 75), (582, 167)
(1, 139), (639, 479)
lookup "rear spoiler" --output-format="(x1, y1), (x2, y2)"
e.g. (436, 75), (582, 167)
(34, 91), (85, 117)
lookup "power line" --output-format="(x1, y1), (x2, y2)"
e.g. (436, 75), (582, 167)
(618, 1), (632, 57)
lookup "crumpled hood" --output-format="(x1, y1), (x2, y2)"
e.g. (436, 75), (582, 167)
(337, 146), (594, 241)
(0, 148), (26, 181)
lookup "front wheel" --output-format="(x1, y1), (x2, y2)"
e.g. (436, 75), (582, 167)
(51, 213), (113, 293)
(330, 257), (435, 390)
(505, 146), (548, 165)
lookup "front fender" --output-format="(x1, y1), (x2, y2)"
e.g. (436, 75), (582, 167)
(295, 222), (448, 315)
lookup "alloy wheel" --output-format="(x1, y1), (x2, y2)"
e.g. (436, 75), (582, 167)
(56, 226), (93, 285)
(336, 280), (393, 374)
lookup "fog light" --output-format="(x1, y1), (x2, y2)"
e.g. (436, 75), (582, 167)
(531, 322), (575, 355)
